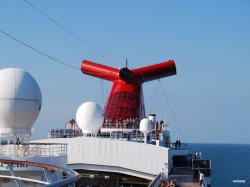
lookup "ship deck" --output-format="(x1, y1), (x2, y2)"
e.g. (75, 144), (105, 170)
(170, 175), (199, 187)
(181, 182), (200, 187)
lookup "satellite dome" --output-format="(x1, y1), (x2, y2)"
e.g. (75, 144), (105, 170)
(139, 118), (152, 134)
(76, 101), (103, 134)
(0, 68), (42, 137)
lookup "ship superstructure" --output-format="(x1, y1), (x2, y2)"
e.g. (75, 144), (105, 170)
(45, 116), (211, 187)
(0, 62), (211, 187)
(42, 60), (211, 187)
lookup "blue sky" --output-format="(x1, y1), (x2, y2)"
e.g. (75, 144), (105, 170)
(0, 0), (250, 143)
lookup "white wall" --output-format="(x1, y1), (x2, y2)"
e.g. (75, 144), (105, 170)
(38, 137), (170, 179)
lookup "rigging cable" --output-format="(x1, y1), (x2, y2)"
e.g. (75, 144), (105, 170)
(23, 0), (121, 66)
(0, 30), (79, 71)
(158, 79), (187, 142)
(23, 0), (151, 86)
(100, 79), (105, 108)
(149, 80), (160, 114)
(0, 29), (143, 103)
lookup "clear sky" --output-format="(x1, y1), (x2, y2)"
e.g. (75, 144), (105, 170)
(0, 0), (250, 144)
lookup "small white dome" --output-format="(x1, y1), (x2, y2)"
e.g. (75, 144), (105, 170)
(139, 118), (152, 134)
(76, 101), (103, 134)
(0, 68), (42, 137)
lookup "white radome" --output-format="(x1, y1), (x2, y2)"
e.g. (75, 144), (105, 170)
(0, 68), (42, 137)
(139, 118), (152, 134)
(76, 101), (103, 134)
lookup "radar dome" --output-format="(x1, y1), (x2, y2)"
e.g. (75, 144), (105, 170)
(139, 118), (152, 134)
(76, 101), (103, 134)
(0, 68), (42, 137)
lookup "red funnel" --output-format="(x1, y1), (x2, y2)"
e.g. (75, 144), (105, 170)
(81, 60), (176, 121)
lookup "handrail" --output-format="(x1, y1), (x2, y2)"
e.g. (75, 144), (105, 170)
(0, 159), (80, 187)
(0, 159), (63, 171)
(0, 175), (49, 185)
(202, 180), (208, 187)
(148, 172), (168, 187)
(0, 142), (67, 157)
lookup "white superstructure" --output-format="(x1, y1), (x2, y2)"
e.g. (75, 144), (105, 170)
(0, 68), (211, 187)
(36, 137), (182, 180)
(42, 110), (211, 187)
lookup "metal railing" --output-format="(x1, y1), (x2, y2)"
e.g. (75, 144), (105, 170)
(0, 142), (67, 157)
(48, 129), (83, 139)
(47, 128), (189, 150)
(148, 172), (168, 187)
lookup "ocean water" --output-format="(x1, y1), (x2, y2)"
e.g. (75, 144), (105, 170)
(189, 143), (250, 187)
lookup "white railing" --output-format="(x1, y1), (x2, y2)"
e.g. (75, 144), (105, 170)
(0, 143), (67, 157)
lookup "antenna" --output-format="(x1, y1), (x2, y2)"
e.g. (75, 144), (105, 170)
(139, 118), (152, 143)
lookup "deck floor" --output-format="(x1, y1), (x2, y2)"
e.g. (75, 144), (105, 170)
(180, 182), (200, 187)
(169, 173), (199, 187)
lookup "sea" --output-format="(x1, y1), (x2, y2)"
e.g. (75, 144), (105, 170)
(189, 143), (250, 187)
